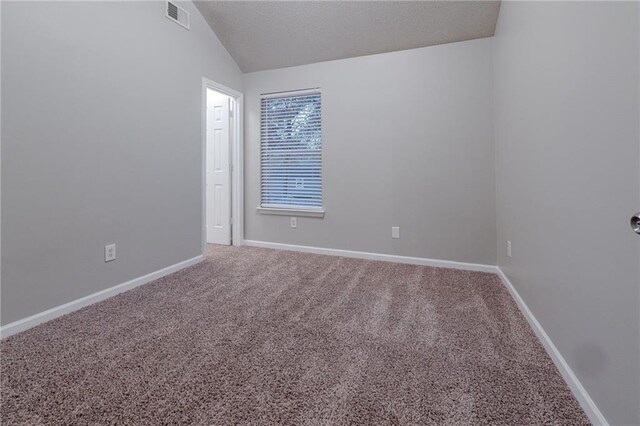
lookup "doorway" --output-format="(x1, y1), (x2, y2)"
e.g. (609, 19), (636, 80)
(202, 79), (243, 251)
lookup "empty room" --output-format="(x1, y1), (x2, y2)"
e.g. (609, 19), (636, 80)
(1, 1), (639, 425)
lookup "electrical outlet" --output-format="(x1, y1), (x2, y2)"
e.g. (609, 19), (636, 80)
(105, 244), (116, 262)
(392, 226), (400, 239)
(507, 240), (512, 258)
(290, 217), (297, 229)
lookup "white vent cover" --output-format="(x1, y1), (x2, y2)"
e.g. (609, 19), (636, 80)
(166, 1), (190, 30)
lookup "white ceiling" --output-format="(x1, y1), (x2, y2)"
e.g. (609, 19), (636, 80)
(194, 1), (501, 73)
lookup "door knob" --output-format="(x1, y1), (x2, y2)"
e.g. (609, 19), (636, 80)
(631, 212), (640, 235)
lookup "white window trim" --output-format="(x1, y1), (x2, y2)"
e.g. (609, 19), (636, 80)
(256, 206), (325, 218)
(258, 87), (324, 217)
(261, 88), (320, 99)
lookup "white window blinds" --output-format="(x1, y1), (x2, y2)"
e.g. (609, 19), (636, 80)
(260, 89), (322, 209)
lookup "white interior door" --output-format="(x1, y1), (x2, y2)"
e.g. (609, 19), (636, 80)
(206, 90), (231, 245)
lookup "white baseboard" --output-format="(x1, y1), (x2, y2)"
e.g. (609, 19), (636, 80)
(241, 239), (496, 273)
(495, 268), (608, 426)
(0, 255), (205, 339)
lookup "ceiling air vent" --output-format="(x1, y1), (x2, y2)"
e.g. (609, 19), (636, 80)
(166, 1), (190, 30)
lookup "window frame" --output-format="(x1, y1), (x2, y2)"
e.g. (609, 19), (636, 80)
(257, 88), (325, 218)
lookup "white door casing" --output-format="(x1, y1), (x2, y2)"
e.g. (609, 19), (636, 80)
(206, 90), (231, 245)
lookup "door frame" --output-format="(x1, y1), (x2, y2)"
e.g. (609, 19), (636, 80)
(201, 77), (244, 254)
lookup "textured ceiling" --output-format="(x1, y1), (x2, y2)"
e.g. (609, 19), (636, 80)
(194, 1), (501, 73)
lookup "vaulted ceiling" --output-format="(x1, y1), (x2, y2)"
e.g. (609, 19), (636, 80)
(194, 1), (501, 73)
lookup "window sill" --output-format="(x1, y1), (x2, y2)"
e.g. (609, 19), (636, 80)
(256, 206), (325, 218)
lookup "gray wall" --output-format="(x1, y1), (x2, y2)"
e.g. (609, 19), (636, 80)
(494, 2), (640, 424)
(1, 1), (242, 325)
(243, 38), (496, 265)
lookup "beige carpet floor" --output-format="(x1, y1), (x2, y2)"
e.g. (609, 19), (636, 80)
(1, 245), (589, 425)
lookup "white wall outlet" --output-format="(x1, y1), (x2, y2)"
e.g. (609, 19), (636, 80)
(392, 226), (400, 239)
(105, 244), (116, 262)
(507, 240), (512, 258)
(290, 217), (297, 228)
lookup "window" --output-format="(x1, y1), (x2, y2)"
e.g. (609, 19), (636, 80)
(259, 89), (323, 216)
